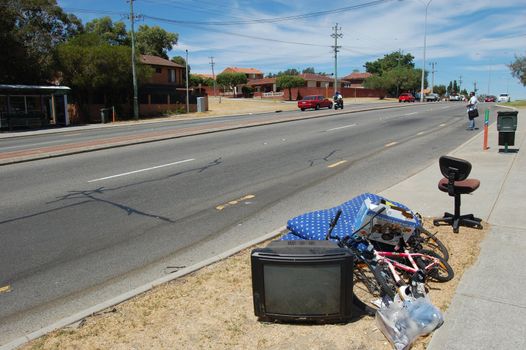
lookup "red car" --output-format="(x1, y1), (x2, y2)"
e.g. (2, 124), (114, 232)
(399, 93), (415, 103)
(484, 96), (496, 102)
(298, 95), (333, 111)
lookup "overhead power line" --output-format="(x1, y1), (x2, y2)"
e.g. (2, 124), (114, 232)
(142, 0), (392, 26)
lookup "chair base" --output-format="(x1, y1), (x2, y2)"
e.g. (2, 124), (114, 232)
(433, 212), (483, 233)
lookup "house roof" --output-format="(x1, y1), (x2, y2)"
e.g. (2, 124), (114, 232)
(140, 54), (184, 68)
(247, 77), (276, 86)
(342, 72), (372, 80)
(223, 67), (264, 75)
(194, 73), (215, 79)
(299, 73), (334, 82)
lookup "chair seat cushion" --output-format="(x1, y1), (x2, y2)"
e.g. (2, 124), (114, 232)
(438, 178), (480, 194)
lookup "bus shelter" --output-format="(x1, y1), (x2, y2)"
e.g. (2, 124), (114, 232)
(0, 84), (71, 130)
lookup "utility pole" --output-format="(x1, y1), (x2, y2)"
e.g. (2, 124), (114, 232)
(129, 0), (139, 120)
(420, 0), (433, 102)
(487, 64), (491, 95)
(209, 56), (218, 102)
(429, 62), (436, 93)
(331, 23), (342, 96)
(185, 49), (190, 114)
(459, 75), (463, 93)
(397, 48), (401, 97)
(473, 81), (478, 95)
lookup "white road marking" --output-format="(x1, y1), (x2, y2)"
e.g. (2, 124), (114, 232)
(404, 112), (417, 116)
(417, 132), (425, 136)
(385, 142), (398, 147)
(328, 160), (348, 168)
(88, 158), (195, 182)
(439, 123), (446, 127)
(326, 123), (357, 131)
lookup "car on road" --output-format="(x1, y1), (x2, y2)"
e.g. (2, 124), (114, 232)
(484, 95), (496, 102)
(497, 93), (511, 103)
(449, 94), (461, 101)
(298, 95), (333, 111)
(425, 93), (439, 102)
(399, 93), (415, 103)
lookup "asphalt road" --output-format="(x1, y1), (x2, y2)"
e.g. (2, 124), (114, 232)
(0, 101), (400, 155)
(0, 102), (493, 343)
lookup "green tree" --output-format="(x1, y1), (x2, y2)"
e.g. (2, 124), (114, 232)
(278, 68), (300, 76)
(216, 72), (247, 93)
(189, 74), (214, 87)
(135, 25), (178, 59)
(508, 53), (526, 86)
(276, 75), (305, 101)
(85, 16), (129, 46)
(302, 67), (315, 74)
(0, 0), (82, 84)
(56, 33), (152, 115)
(364, 51), (415, 75)
(434, 84), (447, 97)
(364, 67), (421, 97)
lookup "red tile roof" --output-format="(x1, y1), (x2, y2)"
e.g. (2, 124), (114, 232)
(299, 73), (334, 82)
(140, 54), (184, 68)
(247, 77), (276, 85)
(342, 72), (372, 80)
(223, 67), (264, 75)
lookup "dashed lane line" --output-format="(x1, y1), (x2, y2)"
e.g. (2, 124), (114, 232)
(216, 194), (256, 211)
(326, 123), (357, 131)
(88, 158), (195, 183)
(327, 160), (348, 168)
(385, 141), (398, 147)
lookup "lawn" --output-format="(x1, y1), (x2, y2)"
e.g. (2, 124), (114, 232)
(500, 99), (526, 108)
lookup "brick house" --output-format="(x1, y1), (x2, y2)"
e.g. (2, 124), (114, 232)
(69, 54), (207, 123)
(221, 67), (264, 80)
(341, 72), (372, 88)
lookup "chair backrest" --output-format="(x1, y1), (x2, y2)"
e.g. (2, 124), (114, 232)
(439, 155), (472, 181)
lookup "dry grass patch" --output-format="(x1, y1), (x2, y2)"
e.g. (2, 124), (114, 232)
(23, 219), (487, 350)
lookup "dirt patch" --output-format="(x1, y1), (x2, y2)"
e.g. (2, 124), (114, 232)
(23, 218), (487, 350)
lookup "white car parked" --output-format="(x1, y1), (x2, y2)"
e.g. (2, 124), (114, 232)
(497, 93), (511, 103)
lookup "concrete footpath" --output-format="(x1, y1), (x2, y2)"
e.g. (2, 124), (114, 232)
(381, 107), (526, 349)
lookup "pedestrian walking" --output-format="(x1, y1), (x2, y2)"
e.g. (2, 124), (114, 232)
(466, 92), (479, 130)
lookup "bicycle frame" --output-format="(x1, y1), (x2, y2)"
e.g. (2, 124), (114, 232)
(373, 249), (440, 285)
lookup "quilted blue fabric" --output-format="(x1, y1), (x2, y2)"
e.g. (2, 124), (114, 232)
(282, 193), (420, 241)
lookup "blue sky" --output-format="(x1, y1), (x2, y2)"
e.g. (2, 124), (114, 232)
(58, 0), (526, 99)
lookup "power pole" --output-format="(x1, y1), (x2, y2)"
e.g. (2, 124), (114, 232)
(331, 23), (342, 96)
(459, 75), (463, 93)
(429, 62), (436, 93)
(129, 0), (139, 120)
(185, 49), (189, 113)
(209, 56), (218, 101)
(397, 48), (402, 97)
(487, 64), (491, 95)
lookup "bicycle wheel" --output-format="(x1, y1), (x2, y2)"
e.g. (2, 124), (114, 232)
(416, 249), (454, 282)
(353, 259), (397, 303)
(413, 227), (450, 261)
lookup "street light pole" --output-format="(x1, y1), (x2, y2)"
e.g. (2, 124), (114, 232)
(420, 0), (432, 102)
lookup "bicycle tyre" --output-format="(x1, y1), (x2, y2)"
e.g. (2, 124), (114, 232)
(352, 259), (396, 311)
(370, 262), (398, 299)
(416, 227), (450, 261)
(416, 249), (454, 282)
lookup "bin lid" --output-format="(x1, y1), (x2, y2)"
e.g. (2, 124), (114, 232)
(497, 111), (518, 117)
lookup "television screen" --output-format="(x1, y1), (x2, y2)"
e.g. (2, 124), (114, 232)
(251, 240), (354, 323)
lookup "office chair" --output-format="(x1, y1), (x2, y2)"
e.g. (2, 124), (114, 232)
(433, 155), (483, 233)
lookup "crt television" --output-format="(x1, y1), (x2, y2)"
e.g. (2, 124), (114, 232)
(251, 240), (354, 323)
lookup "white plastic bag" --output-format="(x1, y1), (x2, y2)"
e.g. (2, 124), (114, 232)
(375, 295), (444, 350)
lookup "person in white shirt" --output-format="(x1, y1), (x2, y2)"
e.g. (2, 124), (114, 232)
(466, 92), (478, 130)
